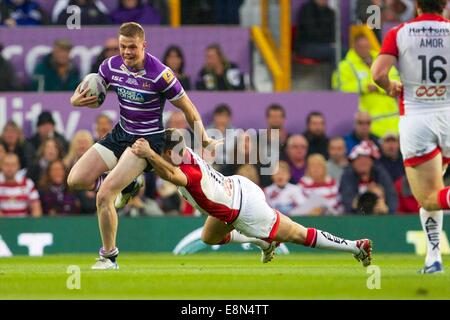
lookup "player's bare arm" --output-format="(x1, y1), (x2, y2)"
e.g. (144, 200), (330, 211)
(171, 94), (217, 148)
(70, 83), (99, 107)
(131, 138), (188, 186)
(371, 54), (403, 98)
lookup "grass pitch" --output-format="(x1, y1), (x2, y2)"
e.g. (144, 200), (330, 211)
(0, 253), (449, 299)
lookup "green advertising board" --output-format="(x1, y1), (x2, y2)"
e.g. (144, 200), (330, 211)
(0, 215), (449, 256)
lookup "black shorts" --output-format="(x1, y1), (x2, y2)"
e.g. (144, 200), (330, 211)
(97, 123), (165, 172)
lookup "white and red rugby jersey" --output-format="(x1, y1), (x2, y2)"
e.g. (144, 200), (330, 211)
(177, 148), (242, 223)
(380, 13), (450, 115)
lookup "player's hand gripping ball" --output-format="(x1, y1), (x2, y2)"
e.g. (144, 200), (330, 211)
(80, 73), (107, 108)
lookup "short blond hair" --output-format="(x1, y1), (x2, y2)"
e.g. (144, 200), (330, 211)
(119, 22), (145, 40)
(276, 160), (291, 175)
(305, 154), (328, 177)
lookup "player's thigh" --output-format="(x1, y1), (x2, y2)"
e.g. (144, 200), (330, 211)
(272, 214), (307, 244)
(232, 176), (277, 239)
(399, 114), (439, 166)
(405, 152), (444, 203)
(68, 145), (110, 186)
(99, 147), (148, 195)
(202, 216), (234, 244)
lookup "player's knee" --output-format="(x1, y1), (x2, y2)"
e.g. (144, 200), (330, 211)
(200, 230), (218, 245)
(67, 171), (83, 190)
(418, 192), (441, 211)
(96, 186), (117, 207)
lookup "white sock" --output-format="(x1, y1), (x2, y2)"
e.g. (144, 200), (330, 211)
(229, 230), (269, 250)
(419, 208), (443, 265)
(305, 228), (359, 254)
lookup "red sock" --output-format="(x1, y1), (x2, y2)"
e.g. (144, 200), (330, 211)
(304, 228), (317, 247)
(218, 233), (231, 245)
(438, 187), (450, 209)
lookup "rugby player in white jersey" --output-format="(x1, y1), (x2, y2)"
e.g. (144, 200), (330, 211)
(68, 23), (216, 269)
(130, 129), (373, 266)
(372, 0), (450, 273)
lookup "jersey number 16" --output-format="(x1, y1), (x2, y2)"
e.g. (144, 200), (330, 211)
(418, 55), (448, 83)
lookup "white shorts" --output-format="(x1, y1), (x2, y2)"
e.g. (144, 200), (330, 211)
(399, 111), (450, 167)
(231, 176), (280, 240)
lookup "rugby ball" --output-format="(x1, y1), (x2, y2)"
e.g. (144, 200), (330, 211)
(80, 73), (107, 108)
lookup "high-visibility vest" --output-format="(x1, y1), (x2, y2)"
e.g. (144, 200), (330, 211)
(332, 49), (401, 137)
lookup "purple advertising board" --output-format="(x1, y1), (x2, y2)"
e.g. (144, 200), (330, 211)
(0, 92), (358, 139)
(0, 26), (250, 86)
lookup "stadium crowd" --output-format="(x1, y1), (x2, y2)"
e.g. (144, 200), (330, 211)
(0, 105), (428, 218)
(2, 0), (449, 217)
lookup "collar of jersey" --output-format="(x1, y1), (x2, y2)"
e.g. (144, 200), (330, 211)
(120, 53), (149, 78)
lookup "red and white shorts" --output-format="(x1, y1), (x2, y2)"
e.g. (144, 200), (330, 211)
(231, 176), (280, 241)
(400, 110), (450, 167)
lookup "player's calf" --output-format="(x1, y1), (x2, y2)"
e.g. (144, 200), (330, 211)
(272, 215), (372, 267)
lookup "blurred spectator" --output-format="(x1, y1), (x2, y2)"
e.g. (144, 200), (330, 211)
(27, 111), (69, 155)
(332, 34), (400, 137)
(263, 104), (290, 156)
(326, 136), (348, 184)
(196, 44), (245, 91)
(339, 141), (397, 213)
(27, 138), (64, 184)
(383, 0), (415, 23)
(0, 153), (42, 217)
(63, 130), (94, 170)
(206, 104), (235, 167)
(110, 0), (161, 25)
(355, 187), (389, 215)
(163, 45), (191, 90)
(0, 142), (6, 169)
(90, 37), (119, 74)
(94, 113), (114, 141)
(445, 1), (450, 19)
(120, 175), (165, 217)
(0, 44), (21, 91)
(148, 0), (168, 24)
(284, 134), (308, 183)
(156, 176), (181, 215)
(295, 0), (336, 65)
(166, 110), (193, 148)
(379, 132), (404, 182)
(214, 0), (243, 24)
(222, 131), (261, 181)
(303, 111), (329, 158)
(2, 0), (49, 26)
(181, 0), (214, 24)
(1, 121), (34, 169)
(55, 0), (110, 25)
(38, 160), (80, 215)
(0, 2), (11, 25)
(344, 111), (379, 154)
(395, 175), (420, 214)
(264, 161), (306, 216)
(0, 141), (26, 179)
(236, 164), (260, 186)
(32, 39), (80, 91)
(258, 104), (291, 187)
(299, 154), (342, 215)
(75, 189), (97, 213)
